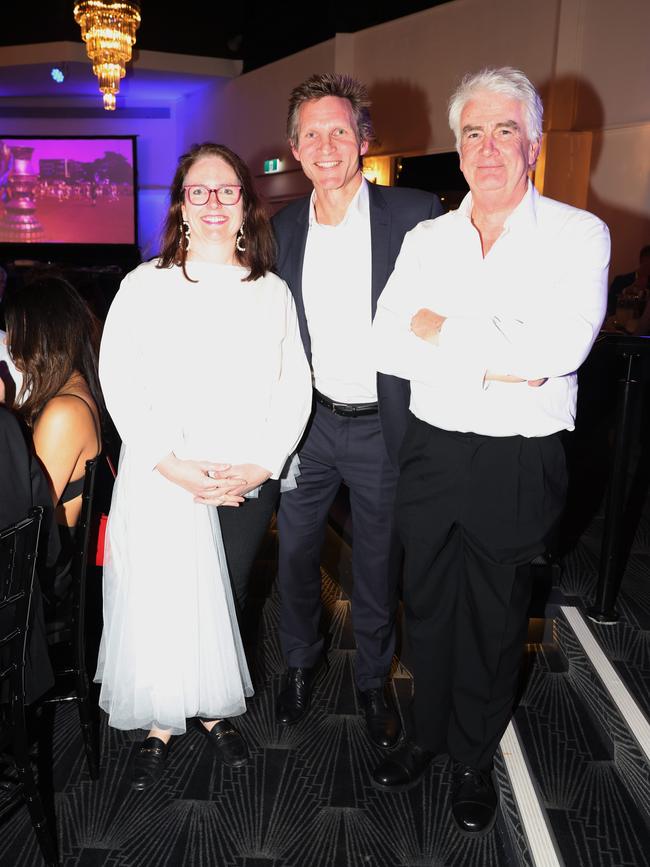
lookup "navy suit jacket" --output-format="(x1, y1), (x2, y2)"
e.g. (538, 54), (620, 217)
(272, 182), (443, 466)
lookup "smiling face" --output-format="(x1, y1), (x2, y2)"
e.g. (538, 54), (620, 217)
(291, 95), (368, 198)
(459, 90), (539, 206)
(181, 155), (244, 261)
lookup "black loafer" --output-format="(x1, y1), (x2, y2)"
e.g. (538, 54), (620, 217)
(276, 664), (323, 725)
(131, 736), (170, 792)
(371, 740), (434, 791)
(358, 686), (401, 749)
(450, 763), (498, 835)
(200, 719), (248, 768)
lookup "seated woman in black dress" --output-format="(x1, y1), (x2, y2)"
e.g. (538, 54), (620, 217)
(4, 275), (103, 611)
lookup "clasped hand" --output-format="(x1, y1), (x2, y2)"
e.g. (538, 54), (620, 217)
(156, 454), (272, 507)
(195, 463), (272, 504)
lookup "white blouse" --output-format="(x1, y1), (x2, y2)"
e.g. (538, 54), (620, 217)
(99, 259), (312, 477)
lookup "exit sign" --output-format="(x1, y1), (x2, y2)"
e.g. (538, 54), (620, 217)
(264, 158), (282, 174)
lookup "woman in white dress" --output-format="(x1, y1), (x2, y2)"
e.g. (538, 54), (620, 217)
(96, 143), (312, 791)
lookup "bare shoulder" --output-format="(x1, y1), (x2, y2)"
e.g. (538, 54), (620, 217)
(35, 393), (97, 438)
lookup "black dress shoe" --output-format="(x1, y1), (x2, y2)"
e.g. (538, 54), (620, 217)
(131, 737), (170, 791)
(371, 740), (434, 791)
(450, 763), (498, 835)
(199, 719), (248, 767)
(358, 687), (401, 748)
(276, 665), (322, 725)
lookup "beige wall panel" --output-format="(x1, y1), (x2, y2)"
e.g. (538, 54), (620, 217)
(576, 0), (650, 129)
(351, 0), (560, 156)
(587, 124), (650, 277)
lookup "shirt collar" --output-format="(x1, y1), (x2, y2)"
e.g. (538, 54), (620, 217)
(308, 175), (369, 227)
(455, 179), (539, 232)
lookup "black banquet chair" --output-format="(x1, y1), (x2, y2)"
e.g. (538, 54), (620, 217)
(43, 456), (101, 780)
(0, 506), (58, 866)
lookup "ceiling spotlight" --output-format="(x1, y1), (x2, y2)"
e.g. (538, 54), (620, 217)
(51, 67), (65, 84)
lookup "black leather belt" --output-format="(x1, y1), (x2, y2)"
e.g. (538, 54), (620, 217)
(314, 389), (379, 417)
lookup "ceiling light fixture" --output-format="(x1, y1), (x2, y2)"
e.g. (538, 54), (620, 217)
(73, 0), (141, 111)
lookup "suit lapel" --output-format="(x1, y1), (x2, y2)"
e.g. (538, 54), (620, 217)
(368, 184), (391, 319)
(286, 186), (391, 355)
(285, 198), (311, 360)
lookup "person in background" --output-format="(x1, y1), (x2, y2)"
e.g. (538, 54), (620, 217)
(272, 73), (443, 748)
(97, 143), (311, 792)
(607, 244), (650, 315)
(630, 292), (650, 335)
(4, 275), (103, 617)
(371, 67), (609, 835)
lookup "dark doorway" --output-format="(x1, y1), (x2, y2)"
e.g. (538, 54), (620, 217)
(395, 151), (468, 212)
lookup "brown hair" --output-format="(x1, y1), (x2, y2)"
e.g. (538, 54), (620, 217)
(287, 73), (375, 149)
(157, 142), (275, 282)
(4, 274), (104, 428)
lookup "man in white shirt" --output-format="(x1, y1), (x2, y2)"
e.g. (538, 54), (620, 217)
(273, 74), (442, 748)
(371, 67), (610, 834)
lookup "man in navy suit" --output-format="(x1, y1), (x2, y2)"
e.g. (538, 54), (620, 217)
(273, 73), (443, 747)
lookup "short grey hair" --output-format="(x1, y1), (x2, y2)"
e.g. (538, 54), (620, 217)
(448, 67), (543, 151)
(287, 72), (375, 149)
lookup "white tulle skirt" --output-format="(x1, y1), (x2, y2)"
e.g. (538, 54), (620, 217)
(95, 446), (253, 735)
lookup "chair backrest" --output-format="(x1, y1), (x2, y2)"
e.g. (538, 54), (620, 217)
(73, 458), (99, 590)
(69, 457), (99, 661)
(0, 507), (43, 716)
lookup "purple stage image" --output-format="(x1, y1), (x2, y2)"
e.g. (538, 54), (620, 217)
(0, 137), (136, 245)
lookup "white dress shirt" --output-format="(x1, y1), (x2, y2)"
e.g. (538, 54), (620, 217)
(302, 178), (376, 403)
(372, 183), (610, 437)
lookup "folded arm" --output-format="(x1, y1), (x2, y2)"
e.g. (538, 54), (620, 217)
(438, 219), (610, 380)
(373, 217), (610, 385)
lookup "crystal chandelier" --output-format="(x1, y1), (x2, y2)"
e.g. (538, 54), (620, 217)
(73, 1), (141, 111)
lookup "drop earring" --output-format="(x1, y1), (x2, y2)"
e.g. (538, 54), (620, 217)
(236, 221), (246, 253)
(181, 219), (191, 251)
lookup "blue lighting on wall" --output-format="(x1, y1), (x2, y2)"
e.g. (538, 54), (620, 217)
(51, 67), (65, 84)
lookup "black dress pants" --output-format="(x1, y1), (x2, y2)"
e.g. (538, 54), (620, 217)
(397, 415), (567, 770)
(277, 403), (401, 691)
(219, 478), (280, 612)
